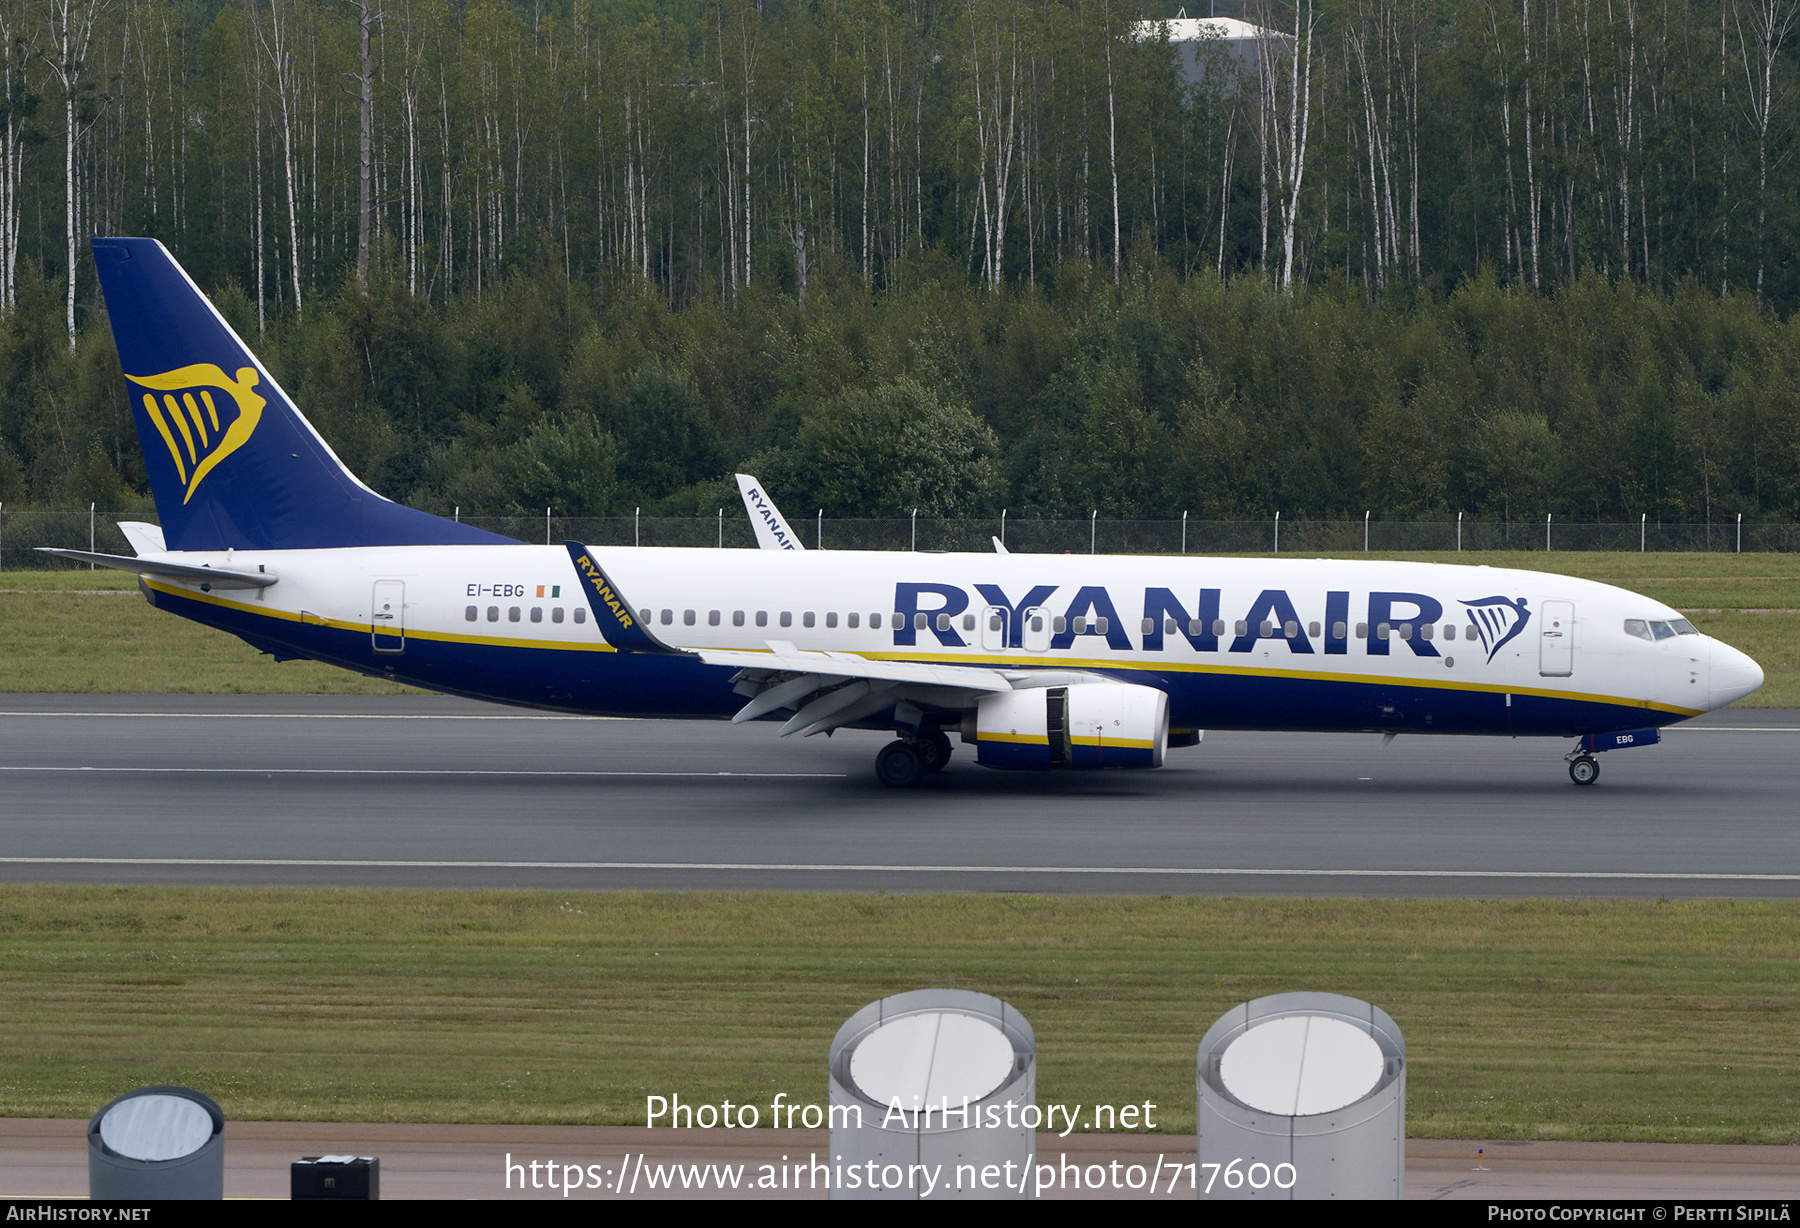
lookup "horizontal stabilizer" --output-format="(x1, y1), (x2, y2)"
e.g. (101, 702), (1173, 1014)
(117, 522), (166, 556)
(35, 548), (276, 589)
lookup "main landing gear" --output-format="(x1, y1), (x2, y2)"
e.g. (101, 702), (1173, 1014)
(874, 730), (954, 789)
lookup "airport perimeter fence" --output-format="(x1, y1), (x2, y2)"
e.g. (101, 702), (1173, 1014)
(5, 505), (1798, 570)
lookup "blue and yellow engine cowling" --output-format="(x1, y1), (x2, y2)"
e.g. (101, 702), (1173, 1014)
(967, 681), (1169, 770)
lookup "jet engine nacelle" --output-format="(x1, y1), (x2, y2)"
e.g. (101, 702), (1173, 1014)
(965, 681), (1169, 770)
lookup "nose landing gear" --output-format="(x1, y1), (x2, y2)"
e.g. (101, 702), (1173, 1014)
(1567, 754), (1600, 786)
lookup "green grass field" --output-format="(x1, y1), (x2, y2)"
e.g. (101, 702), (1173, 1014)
(1, 888), (1795, 1141)
(3, 553), (1793, 703)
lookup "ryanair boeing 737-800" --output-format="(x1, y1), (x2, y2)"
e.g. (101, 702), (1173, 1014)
(44, 238), (1764, 788)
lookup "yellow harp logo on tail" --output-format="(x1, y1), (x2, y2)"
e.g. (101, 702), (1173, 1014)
(126, 364), (267, 504)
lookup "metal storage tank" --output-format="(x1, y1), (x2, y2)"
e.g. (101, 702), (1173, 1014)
(1196, 992), (1405, 1200)
(1131, 14), (1289, 87)
(828, 988), (1035, 1200)
(88, 1086), (226, 1199)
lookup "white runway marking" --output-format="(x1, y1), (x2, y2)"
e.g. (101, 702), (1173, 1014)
(0, 858), (1793, 882)
(0, 766), (844, 779)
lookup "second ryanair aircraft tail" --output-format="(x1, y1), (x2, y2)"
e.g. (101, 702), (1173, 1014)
(92, 237), (512, 552)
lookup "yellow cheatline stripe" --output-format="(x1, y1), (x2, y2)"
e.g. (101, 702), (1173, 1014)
(977, 731), (1048, 745)
(162, 394), (198, 463)
(856, 649), (1702, 717)
(1074, 735), (1157, 749)
(143, 579), (617, 654)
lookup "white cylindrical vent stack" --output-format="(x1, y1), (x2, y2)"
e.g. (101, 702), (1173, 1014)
(1196, 992), (1405, 1200)
(88, 1086), (226, 1199)
(828, 988), (1035, 1200)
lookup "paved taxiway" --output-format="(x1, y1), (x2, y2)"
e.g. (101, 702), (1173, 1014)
(2, 695), (1794, 895)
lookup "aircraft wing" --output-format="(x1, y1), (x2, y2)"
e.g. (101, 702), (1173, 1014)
(695, 645), (1013, 737)
(565, 540), (1011, 736)
(694, 646), (1014, 693)
(735, 473), (806, 551)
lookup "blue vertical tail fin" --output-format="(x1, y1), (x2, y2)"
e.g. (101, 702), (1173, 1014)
(92, 237), (512, 551)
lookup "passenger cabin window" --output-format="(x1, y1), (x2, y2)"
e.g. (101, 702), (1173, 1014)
(780, 611), (793, 628)
(487, 607), (500, 622)
(509, 607), (521, 622)
(962, 613), (975, 631)
(684, 610), (696, 626)
(1441, 624), (1454, 640)
(552, 608), (565, 624)
(1213, 619), (1227, 637)
(1235, 620), (1248, 637)
(936, 614), (951, 632)
(708, 610), (720, 626)
(756, 611), (768, 627)
(661, 609), (673, 625)
(1333, 622), (1347, 639)
(826, 612), (838, 628)
(573, 608), (586, 624)
(1307, 621), (1320, 637)
(868, 613), (880, 629)
(465, 606), (478, 622)
(1072, 616), (1087, 633)
(530, 607), (543, 623)
(733, 611), (745, 627)
(1356, 622), (1368, 639)
(1053, 616), (1068, 634)
(803, 612), (814, 628)
(847, 613), (859, 629)
(1284, 620), (1299, 638)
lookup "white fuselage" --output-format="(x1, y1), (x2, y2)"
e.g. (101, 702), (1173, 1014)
(135, 545), (1763, 736)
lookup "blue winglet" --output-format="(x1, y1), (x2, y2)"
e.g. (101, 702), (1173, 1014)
(91, 237), (515, 551)
(565, 542), (686, 655)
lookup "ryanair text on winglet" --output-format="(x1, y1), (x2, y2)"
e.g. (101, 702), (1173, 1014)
(575, 554), (634, 629)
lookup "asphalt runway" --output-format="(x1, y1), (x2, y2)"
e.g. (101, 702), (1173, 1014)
(1, 694), (1796, 896)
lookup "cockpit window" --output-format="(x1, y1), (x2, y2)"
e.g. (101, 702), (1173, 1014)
(1670, 618), (1698, 635)
(1649, 620), (1676, 640)
(1623, 619), (1652, 641)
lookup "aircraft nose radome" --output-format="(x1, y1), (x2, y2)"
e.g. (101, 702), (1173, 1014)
(1709, 640), (1765, 710)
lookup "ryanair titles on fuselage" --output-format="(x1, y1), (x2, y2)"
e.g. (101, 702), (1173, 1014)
(886, 580), (1529, 663)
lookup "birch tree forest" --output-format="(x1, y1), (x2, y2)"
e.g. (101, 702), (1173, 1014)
(1, 0), (1797, 524)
